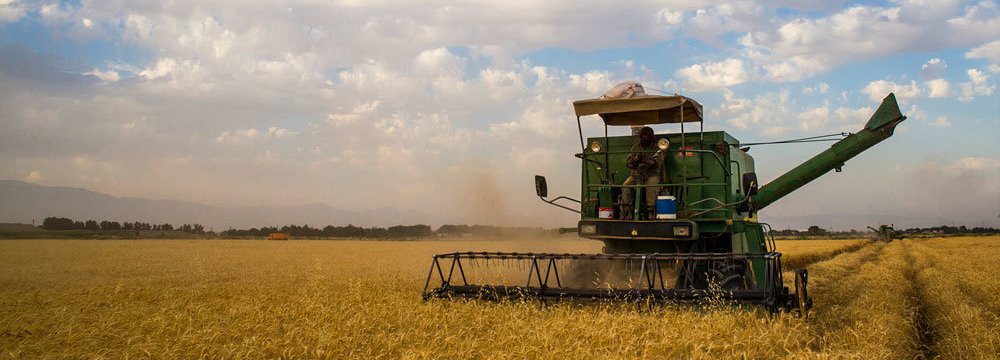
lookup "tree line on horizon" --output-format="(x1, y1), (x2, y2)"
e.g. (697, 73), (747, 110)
(36, 216), (555, 238)
(772, 224), (998, 237)
(41, 217), (205, 233)
(221, 224), (434, 238)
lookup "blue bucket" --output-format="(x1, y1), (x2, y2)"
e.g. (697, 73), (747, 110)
(656, 196), (677, 219)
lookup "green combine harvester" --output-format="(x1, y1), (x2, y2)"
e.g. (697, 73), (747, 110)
(424, 87), (905, 316)
(868, 224), (905, 241)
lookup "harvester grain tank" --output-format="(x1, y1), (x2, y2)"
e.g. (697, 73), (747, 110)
(424, 88), (906, 315)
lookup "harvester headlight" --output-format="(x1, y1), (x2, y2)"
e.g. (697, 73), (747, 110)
(589, 140), (602, 153)
(580, 224), (597, 234)
(657, 138), (670, 150)
(673, 226), (690, 237)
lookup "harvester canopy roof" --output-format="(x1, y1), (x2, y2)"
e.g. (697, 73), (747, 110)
(573, 95), (703, 125)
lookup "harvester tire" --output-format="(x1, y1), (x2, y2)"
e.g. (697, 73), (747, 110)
(710, 262), (750, 291)
(678, 260), (750, 291)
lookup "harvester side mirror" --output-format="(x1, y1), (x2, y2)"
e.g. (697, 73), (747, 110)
(534, 175), (548, 198)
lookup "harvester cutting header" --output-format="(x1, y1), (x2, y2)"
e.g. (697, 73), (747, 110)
(425, 83), (906, 315)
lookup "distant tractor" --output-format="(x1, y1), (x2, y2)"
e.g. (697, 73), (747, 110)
(267, 232), (290, 241)
(867, 224), (904, 241)
(424, 86), (906, 316)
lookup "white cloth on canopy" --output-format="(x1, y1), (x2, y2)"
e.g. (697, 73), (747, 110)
(600, 81), (646, 99)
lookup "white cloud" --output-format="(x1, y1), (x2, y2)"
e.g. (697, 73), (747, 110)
(479, 66), (530, 101)
(215, 128), (259, 144)
(797, 103), (830, 131)
(947, 156), (1000, 171)
(491, 101), (568, 141)
(265, 127), (295, 139)
(124, 14), (153, 42)
(138, 58), (179, 80)
(714, 90), (793, 133)
(567, 70), (614, 97)
(712, 88), (880, 136)
(862, 79), (922, 102)
(831, 106), (874, 130)
(925, 78), (952, 98)
(0, 0), (26, 22)
(655, 9), (684, 27)
(762, 55), (830, 82)
(326, 101), (381, 127)
(945, 1), (1000, 44)
(86, 68), (120, 82)
(734, 1), (1000, 81)
(3, 1), (997, 227)
(687, 2), (767, 45)
(802, 82), (830, 94)
(39, 3), (71, 22)
(958, 68), (994, 101)
(676, 58), (750, 91)
(920, 58), (947, 80)
(715, 88), (751, 115)
(216, 127), (297, 144)
(929, 116), (952, 127)
(414, 47), (464, 77)
(337, 60), (422, 100)
(966, 39), (1000, 73)
(740, 5), (909, 80)
(902, 104), (927, 123)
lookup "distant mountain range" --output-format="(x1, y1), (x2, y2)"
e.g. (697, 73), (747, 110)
(0, 180), (440, 230)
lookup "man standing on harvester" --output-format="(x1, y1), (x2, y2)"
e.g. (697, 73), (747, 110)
(620, 126), (665, 220)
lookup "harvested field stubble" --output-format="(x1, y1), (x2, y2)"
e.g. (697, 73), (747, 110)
(0, 237), (997, 358)
(775, 239), (869, 270)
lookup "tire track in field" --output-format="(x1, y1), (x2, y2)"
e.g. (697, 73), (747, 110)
(804, 240), (943, 359)
(803, 242), (926, 358)
(800, 242), (888, 330)
(900, 240), (938, 360)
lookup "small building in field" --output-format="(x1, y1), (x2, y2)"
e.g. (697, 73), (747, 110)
(267, 232), (290, 241)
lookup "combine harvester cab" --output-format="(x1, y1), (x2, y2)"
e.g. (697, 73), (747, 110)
(425, 87), (905, 316)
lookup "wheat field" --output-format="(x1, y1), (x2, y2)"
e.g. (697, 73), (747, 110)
(1, 237), (997, 358)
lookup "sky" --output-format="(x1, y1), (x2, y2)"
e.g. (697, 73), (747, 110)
(0, 0), (998, 229)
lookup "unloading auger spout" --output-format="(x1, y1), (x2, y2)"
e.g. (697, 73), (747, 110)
(748, 93), (906, 211)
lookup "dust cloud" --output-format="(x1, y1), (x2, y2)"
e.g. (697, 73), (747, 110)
(462, 170), (513, 225)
